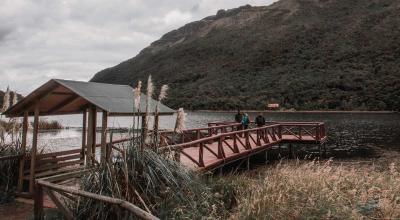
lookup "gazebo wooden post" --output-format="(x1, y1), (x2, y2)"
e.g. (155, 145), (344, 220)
(86, 106), (97, 165)
(29, 103), (40, 193)
(100, 110), (108, 164)
(17, 111), (29, 192)
(91, 106), (97, 161)
(81, 109), (87, 163)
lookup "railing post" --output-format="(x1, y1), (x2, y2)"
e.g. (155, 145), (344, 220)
(233, 134), (239, 153)
(299, 126), (302, 140)
(196, 130), (200, 148)
(34, 183), (44, 220)
(199, 143), (205, 167)
(316, 125), (320, 141)
(217, 136), (225, 159)
(245, 131), (251, 149)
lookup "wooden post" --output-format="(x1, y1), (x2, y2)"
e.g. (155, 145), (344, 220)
(107, 131), (113, 162)
(17, 111), (28, 192)
(34, 183), (44, 220)
(100, 110), (108, 164)
(29, 103), (39, 193)
(91, 106), (97, 158)
(81, 110), (87, 161)
(198, 143), (204, 167)
(86, 107), (94, 165)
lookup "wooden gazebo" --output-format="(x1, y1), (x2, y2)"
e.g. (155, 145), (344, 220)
(3, 79), (175, 194)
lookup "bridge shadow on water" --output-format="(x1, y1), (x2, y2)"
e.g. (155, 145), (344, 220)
(209, 144), (378, 175)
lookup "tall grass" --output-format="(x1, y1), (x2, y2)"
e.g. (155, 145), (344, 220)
(232, 160), (400, 219)
(32, 120), (63, 130)
(0, 87), (23, 203)
(68, 78), (235, 219)
(0, 143), (22, 204)
(71, 143), (236, 219)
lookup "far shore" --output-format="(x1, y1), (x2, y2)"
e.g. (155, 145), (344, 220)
(194, 110), (398, 114)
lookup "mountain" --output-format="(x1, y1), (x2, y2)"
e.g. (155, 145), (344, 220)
(91, 0), (400, 111)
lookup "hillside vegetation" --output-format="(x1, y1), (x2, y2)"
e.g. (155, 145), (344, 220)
(91, 0), (400, 111)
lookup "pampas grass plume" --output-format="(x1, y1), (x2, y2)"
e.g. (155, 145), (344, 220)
(158, 85), (168, 102)
(174, 108), (186, 133)
(134, 81), (142, 110)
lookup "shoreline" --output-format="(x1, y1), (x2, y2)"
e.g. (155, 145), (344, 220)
(193, 110), (398, 114)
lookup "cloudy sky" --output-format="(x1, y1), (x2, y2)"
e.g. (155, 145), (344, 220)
(0, 0), (277, 95)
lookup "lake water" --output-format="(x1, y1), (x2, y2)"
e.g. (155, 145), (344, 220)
(26, 112), (400, 155)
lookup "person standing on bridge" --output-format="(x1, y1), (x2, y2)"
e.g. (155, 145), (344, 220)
(235, 108), (243, 131)
(255, 113), (266, 127)
(242, 113), (250, 129)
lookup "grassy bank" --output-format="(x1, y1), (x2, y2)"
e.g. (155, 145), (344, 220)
(230, 159), (400, 219)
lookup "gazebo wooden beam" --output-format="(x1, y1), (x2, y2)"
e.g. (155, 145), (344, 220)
(81, 109), (87, 162)
(46, 94), (79, 114)
(100, 110), (108, 164)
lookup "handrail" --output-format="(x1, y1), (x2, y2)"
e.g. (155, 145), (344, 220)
(36, 179), (159, 220)
(159, 122), (241, 134)
(159, 124), (281, 152)
(160, 122), (327, 152)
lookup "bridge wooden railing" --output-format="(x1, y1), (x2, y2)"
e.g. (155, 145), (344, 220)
(159, 124), (282, 168)
(158, 123), (241, 146)
(278, 122), (326, 142)
(35, 178), (159, 220)
(159, 122), (326, 169)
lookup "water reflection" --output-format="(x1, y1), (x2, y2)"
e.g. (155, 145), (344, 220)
(24, 112), (400, 155)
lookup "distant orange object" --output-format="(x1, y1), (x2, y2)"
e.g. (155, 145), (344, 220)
(267, 103), (280, 109)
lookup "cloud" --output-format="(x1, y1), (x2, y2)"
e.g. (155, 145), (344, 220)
(0, 0), (277, 95)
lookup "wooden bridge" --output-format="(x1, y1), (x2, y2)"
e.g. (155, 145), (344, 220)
(159, 121), (327, 171)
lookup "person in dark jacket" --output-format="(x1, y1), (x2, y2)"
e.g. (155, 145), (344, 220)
(235, 109), (243, 124)
(255, 113), (266, 127)
(235, 108), (243, 131)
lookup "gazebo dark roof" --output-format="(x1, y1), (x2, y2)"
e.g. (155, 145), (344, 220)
(4, 79), (175, 117)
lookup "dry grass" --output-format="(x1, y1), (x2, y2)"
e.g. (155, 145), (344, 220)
(32, 120), (63, 130)
(232, 159), (400, 219)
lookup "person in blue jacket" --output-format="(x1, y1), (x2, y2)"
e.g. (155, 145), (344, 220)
(242, 113), (250, 129)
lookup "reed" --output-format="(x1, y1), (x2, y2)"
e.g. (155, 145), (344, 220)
(152, 85), (168, 147)
(0, 89), (23, 203)
(232, 160), (400, 219)
(68, 77), (235, 219)
(0, 143), (22, 204)
(70, 143), (234, 219)
(141, 76), (153, 149)
(31, 120), (63, 130)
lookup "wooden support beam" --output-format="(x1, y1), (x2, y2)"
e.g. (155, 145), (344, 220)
(100, 110), (108, 164)
(34, 183), (44, 220)
(81, 110), (87, 162)
(29, 103), (39, 193)
(86, 107), (94, 165)
(46, 94), (79, 114)
(91, 106), (97, 159)
(17, 111), (28, 192)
